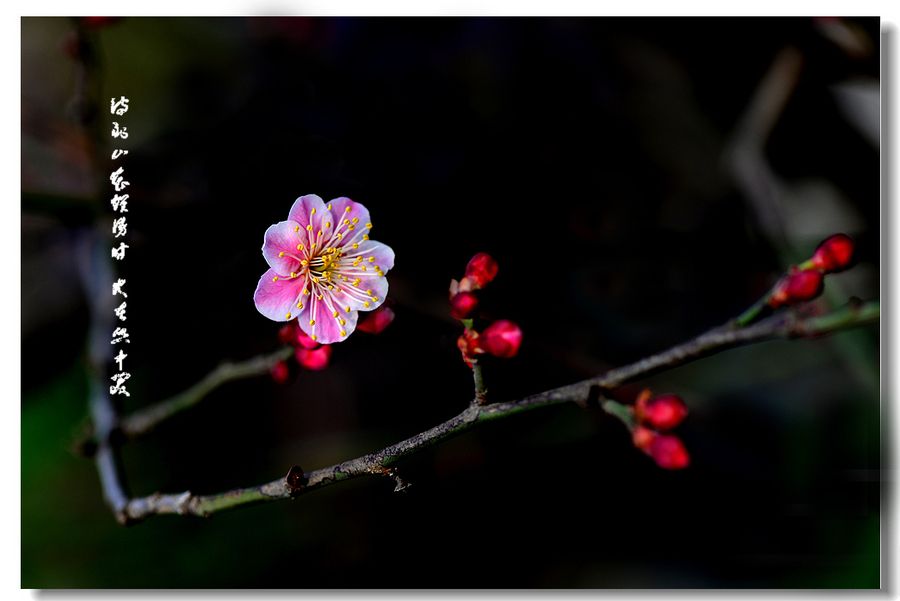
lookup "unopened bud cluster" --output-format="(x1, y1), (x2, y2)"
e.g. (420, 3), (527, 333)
(768, 234), (855, 309)
(269, 304), (395, 383)
(630, 389), (690, 470)
(450, 253), (523, 366)
(269, 321), (334, 382)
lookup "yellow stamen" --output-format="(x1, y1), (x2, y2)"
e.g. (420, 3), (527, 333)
(309, 319), (316, 326)
(278, 251), (285, 257)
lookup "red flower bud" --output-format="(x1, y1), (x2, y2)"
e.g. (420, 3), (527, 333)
(450, 292), (479, 319)
(357, 306), (395, 334)
(270, 360), (290, 384)
(478, 320), (523, 358)
(649, 435), (690, 470)
(278, 323), (298, 345)
(768, 269), (824, 309)
(632, 426), (657, 452)
(810, 233), (854, 273)
(295, 345), (332, 371)
(465, 253), (499, 288)
(295, 329), (321, 350)
(637, 394), (688, 431)
(278, 322), (321, 349)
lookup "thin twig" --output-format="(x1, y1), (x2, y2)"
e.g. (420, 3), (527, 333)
(74, 347), (294, 452)
(121, 347), (293, 438)
(120, 300), (878, 523)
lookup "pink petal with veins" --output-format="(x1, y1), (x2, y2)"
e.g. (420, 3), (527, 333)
(288, 194), (333, 246)
(262, 220), (304, 276)
(298, 289), (360, 344)
(253, 268), (310, 322)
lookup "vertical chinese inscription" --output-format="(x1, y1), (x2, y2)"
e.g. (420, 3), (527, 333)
(109, 96), (131, 398)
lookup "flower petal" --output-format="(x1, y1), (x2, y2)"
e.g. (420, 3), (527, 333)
(329, 268), (390, 313)
(340, 239), (395, 273)
(297, 288), (360, 344)
(287, 194), (333, 250)
(253, 268), (310, 322)
(325, 197), (371, 247)
(262, 220), (305, 276)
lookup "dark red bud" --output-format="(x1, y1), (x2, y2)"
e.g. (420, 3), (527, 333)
(295, 329), (321, 350)
(649, 435), (690, 470)
(295, 345), (332, 371)
(638, 394), (688, 431)
(810, 233), (855, 273)
(278, 323), (298, 345)
(357, 306), (395, 334)
(450, 292), (479, 319)
(768, 269), (824, 309)
(270, 360), (290, 384)
(464, 253), (499, 288)
(478, 320), (523, 358)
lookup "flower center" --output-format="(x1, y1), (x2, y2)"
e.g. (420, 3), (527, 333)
(307, 247), (342, 281)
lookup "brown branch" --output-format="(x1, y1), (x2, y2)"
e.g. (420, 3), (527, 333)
(118, 300), (878, 523)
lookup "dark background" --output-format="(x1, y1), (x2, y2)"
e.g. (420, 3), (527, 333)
(22, 17), (880, 588)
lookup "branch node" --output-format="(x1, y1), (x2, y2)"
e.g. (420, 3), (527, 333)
(175, 491), (193, 515)
(285, 465), (307, 496)
(577, 384), (607, 410)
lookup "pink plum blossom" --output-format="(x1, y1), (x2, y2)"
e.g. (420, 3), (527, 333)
(254, 194), (395, 344)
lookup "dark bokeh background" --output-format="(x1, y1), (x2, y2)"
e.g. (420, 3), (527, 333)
(22, 17), (880, 588)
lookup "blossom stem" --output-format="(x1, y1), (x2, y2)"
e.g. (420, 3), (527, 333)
(115, 300), (877, 523)
(472, 361), (487, 405)
(735, 296), (770, 327)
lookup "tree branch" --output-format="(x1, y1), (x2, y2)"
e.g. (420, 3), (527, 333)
(119, 300), (878, 523)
